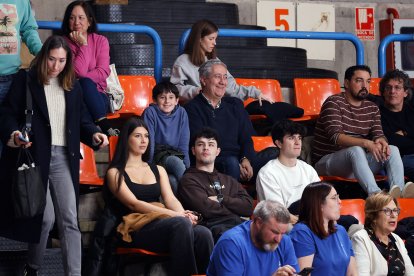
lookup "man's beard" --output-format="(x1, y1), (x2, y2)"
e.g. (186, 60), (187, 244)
(255, 231), (279, 252)
(355, 87), (369, 100)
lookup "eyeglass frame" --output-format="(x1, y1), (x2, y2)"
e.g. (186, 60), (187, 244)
(384, 85), (406, 93)
(379, 207), (401, 216)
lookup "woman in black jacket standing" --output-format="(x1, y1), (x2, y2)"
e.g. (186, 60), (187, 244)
(0, 35), (108, 276)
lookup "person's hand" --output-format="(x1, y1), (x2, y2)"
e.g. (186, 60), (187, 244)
(208, 195), (219, 202)
(272, 265), (296, 276)
(257, 93), (274, 106)
(375, 138), (391, 160)
(239, 158), (253, 181)
(183, 210), (198, 225)
(69, 31), (88, 46)
(13, 131), (32, 148)
(395, 130), (405, 136)
(365, 140), (386, 162)
(93, 132), (109, 148)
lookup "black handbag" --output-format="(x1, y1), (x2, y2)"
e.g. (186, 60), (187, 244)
(12, 73), (46, 219)
(153, 144), (185, 166)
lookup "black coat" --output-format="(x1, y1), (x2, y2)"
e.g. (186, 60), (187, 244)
(0, 69), (99, 243)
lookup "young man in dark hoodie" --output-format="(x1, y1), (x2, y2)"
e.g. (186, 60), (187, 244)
(178, 127), (253, 242)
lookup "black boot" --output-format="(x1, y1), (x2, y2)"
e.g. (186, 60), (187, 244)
(96, 118), (119, 136)
(23, 264), (38, 276)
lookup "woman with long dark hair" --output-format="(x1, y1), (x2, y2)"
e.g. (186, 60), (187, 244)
(105, 116), (213, 275)
(0, 35), (108, 276)
(61, 1), (117, 136)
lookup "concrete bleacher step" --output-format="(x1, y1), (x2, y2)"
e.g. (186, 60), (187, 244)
(0, 246), (64, 276)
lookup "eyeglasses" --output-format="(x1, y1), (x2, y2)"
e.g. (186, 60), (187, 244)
(381, 208), (400, 216)
(384, 85), (405, 92)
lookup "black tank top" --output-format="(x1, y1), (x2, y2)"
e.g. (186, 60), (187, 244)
(123, 164), (161, 203)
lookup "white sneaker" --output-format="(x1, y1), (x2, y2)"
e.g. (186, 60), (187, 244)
(389, 185), (402, 199)
(403, 182), (414, 198)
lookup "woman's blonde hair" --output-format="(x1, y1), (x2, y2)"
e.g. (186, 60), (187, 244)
(365, 191), (399, 230)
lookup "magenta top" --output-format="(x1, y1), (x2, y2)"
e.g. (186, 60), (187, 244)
(65, 33), (110, 92)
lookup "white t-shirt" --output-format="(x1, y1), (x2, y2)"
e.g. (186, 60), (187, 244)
(256, 158), (320, 207)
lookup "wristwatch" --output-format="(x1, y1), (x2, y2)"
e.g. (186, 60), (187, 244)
(217, 194), (224, 204)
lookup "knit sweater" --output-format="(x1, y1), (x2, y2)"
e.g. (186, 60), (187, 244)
(0, 0), (42, 75)
(170, 54), (260, 103)
(142, 104), (190, 167)
(184, 93), (256, 162)
(178, 167), (253, 220)
(44, 77), (66, 146)
(380, 104), (414, 156)
(65, 33), (110, 92)
(312, 92), (385, 164)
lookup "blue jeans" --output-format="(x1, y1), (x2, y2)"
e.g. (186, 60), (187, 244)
(402, 154), (414, 182)
(79, 78), (109, 121)
(215, 155), (240, 181)
(315, 145), (405, 195)
(28, 146), (81, 275)
(0, 74), (14, 158)
(164, 155), (186, 194)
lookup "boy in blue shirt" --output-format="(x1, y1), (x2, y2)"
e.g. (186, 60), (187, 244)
(143, 81), (190, 194)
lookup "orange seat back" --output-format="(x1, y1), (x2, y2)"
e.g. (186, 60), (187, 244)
(115, 75), (156, 117)
(340, 199), (365, 224)
(251, 136), (276, 152)
(235, 78), (283, 107)
(108, 136), (119, 163)
(369, 78), (381, 96)
(79, 143), (103, 185)
(293, 78), (340, 118)
(397, 198), (414, 221)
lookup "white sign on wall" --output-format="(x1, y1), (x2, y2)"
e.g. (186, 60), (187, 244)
(257, 1), (336, 60)
(297, 3), (335, 60)
(257, 1), (296, 47)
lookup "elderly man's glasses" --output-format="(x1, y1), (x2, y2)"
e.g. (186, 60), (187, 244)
(381, 208), (400, 216)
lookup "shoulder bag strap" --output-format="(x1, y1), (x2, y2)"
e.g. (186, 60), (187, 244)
(24, 72), (33, 134)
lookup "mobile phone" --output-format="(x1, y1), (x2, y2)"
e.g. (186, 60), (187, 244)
(297, 267), (314, 276)
(18, 132), (29, 143)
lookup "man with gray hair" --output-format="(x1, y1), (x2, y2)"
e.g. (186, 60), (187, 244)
(207, 200), (299, 276)
(184, 59), (257, 182)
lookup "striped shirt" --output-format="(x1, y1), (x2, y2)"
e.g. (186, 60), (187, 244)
(312, 93), (384, 164)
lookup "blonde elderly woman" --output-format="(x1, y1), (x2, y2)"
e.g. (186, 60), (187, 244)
(351, 192), (414, 275)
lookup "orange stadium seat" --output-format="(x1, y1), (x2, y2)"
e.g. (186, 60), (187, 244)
(291, 78), (341, 121)
(369, 77), (381, 96)
(108, 136), (119, 163)
(79, 143), (103, 186)
(251, 136), (276, 152)
(340, 199), (365, 224)
(107, 75), (156, 119)
(320, 175), (387, 185)
(397, 198), (414, 221)
(235, 78), (283, 121)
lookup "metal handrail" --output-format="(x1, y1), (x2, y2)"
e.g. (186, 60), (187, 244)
(179, 29), (364, 65)
(378, 33), (414, 77)
(37, 21), (163, 82)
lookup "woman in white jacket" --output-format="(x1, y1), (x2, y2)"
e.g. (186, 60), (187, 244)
(351, 192), (414, 276)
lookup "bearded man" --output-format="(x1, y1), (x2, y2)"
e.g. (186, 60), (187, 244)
(312, 65), (407, 197)
(207, 200), (299, 276)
